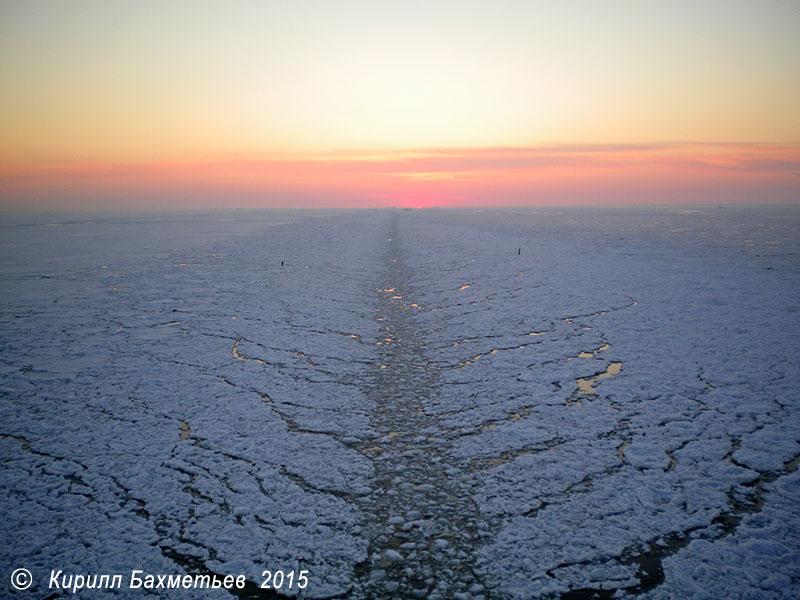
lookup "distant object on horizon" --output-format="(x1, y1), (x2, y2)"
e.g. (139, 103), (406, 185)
(518, 248), (521, 255)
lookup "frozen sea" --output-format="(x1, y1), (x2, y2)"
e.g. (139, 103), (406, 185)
(0, 206), (798, 599)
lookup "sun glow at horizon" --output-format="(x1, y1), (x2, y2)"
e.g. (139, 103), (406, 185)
(1, 0), (799, 208)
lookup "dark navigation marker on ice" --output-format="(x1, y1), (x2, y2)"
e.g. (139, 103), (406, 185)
(1, 207), (798, 599)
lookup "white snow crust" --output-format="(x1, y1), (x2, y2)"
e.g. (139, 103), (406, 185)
(0, 206), (797, 599)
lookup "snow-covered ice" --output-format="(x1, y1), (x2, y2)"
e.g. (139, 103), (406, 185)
(0, 206), (798, 599)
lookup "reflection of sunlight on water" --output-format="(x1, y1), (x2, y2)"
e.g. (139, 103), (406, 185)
(577, 362), (623, 394)
(457, 284), (470, 291)
(231, 340), (246, 361)
(231, 339), (268, 365)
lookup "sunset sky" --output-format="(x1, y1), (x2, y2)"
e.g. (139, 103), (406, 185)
(1, 0), (799, 209)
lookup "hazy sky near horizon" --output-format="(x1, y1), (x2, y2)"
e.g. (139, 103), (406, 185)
(1, 0), (799, 209)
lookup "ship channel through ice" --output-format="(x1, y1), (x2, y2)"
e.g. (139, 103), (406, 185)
(0, 206), (798, 599)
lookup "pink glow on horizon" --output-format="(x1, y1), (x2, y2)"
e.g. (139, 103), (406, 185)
(1, 143), (798, 210)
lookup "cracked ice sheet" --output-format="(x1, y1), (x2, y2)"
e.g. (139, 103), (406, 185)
(1, 206), (799, 599)
(394, 206), (799, 598)
(1, 210), (384, 598)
